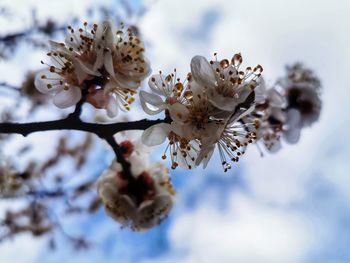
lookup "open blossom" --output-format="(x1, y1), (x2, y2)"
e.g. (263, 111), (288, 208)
(191, 53), (263, 111)
(278, 63), (322, 143)
(35, 21), (150, 117)
(141, 53), (262, 171)
(139, 70), (188, 115)
(244, 63), (322, 153)
(92, 24), (151, 116)
(141, 75), (228, 170)
(97, 140), (175, 230)
(244, 85), (286, 153)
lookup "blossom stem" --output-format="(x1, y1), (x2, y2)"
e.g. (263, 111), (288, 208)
(105, 136), (137, 184)
(67, 88), (89, 120)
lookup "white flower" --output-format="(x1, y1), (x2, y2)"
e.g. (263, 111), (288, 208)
(246, 87), (286, 153)
(34, 22), (110, 108)
(101, 24), (151, 116)
(190, 53), (263, 112)
(140, 70), (188, 115)
(63, 22), (110, 77)
(141, 64), (259, 170)
(284, 84), (321, 127)
(278, 63), (322, 144)
(141, 54), (263, 171)
(34, 53), (83, 108)
(35, 21), (150, 116)
(166, 80), (231, 141)
(97, 139), (175, 231)
(141, 80), (251, 171)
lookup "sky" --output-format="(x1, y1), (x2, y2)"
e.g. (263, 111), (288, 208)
(1, 0), (350, 262)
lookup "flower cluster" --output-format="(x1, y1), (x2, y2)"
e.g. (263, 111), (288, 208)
(35, 21), (150, 117)
(97, 139), (175, 231)
(30, 20), (323, 232)
(279, 63), (322, 143)
(141, 53), (261, 171)
(244, 63), (322, 154)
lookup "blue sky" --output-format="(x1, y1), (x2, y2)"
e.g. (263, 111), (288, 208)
(1, 0), (350, 262)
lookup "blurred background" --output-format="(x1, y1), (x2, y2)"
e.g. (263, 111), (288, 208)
(0, 0), (350, 262)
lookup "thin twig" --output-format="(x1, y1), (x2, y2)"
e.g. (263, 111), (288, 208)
(67, 88), (89, 120)
(0, 82), (20, 91)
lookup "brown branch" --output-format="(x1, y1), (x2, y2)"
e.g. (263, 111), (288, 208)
(0, 118), (164, 138)
(105, 136), (136, 183)
(0, 115), (167, 186)
(67, 88), (89, 120)
(0, 82), (20, 92)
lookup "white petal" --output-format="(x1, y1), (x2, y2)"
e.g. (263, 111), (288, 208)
(34, 70), (63, 94)
(268, 88), (285, 107)
(102, 20), (115, 49)
(49, 40), (69, 53)
(286, 109), (301, 127)
(190, 55), (216, 88)
(105, 194), (136, 226)
(141, 56), (152, 78)
(93, 48), (105, 73)
(148, 74), (170, 96)
(284, 127), (301, 144)
(106, 95), (119, 118)
(64, 32), (82, 50)
(93, 22), (105, 44)
(189, 80), (205, 104)
(134, 195), (173, 230)
(139, 91), (165, 115)
(129, 153), (149, 176)
(97, 176), (118, 202)
(141, 123), (171, 146)
(268, 139), (282, 153)
(196, 145), (215, 168)
(254, 77), (267, 104)
(103, 51), (115, 78)
(139, 91), (164, 107)
(114, 72), (140, 90)
(229, 105), (255, 123)
(176, 143), (198, 170)
(53, 86), (82, 108)
(72, 59), (99, 82)
(168, 102), (189, 124)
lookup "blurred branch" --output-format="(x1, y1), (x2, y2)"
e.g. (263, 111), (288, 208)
(0, 82), (20, 92)
(0, 23), (65, 43)
(26, 190), (65, 198)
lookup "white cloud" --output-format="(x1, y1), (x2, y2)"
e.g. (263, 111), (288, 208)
(158, 192), (315, 263)
(0, 234), (45, 263)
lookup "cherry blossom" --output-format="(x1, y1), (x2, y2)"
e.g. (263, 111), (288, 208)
(97, 139), (175, 230)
